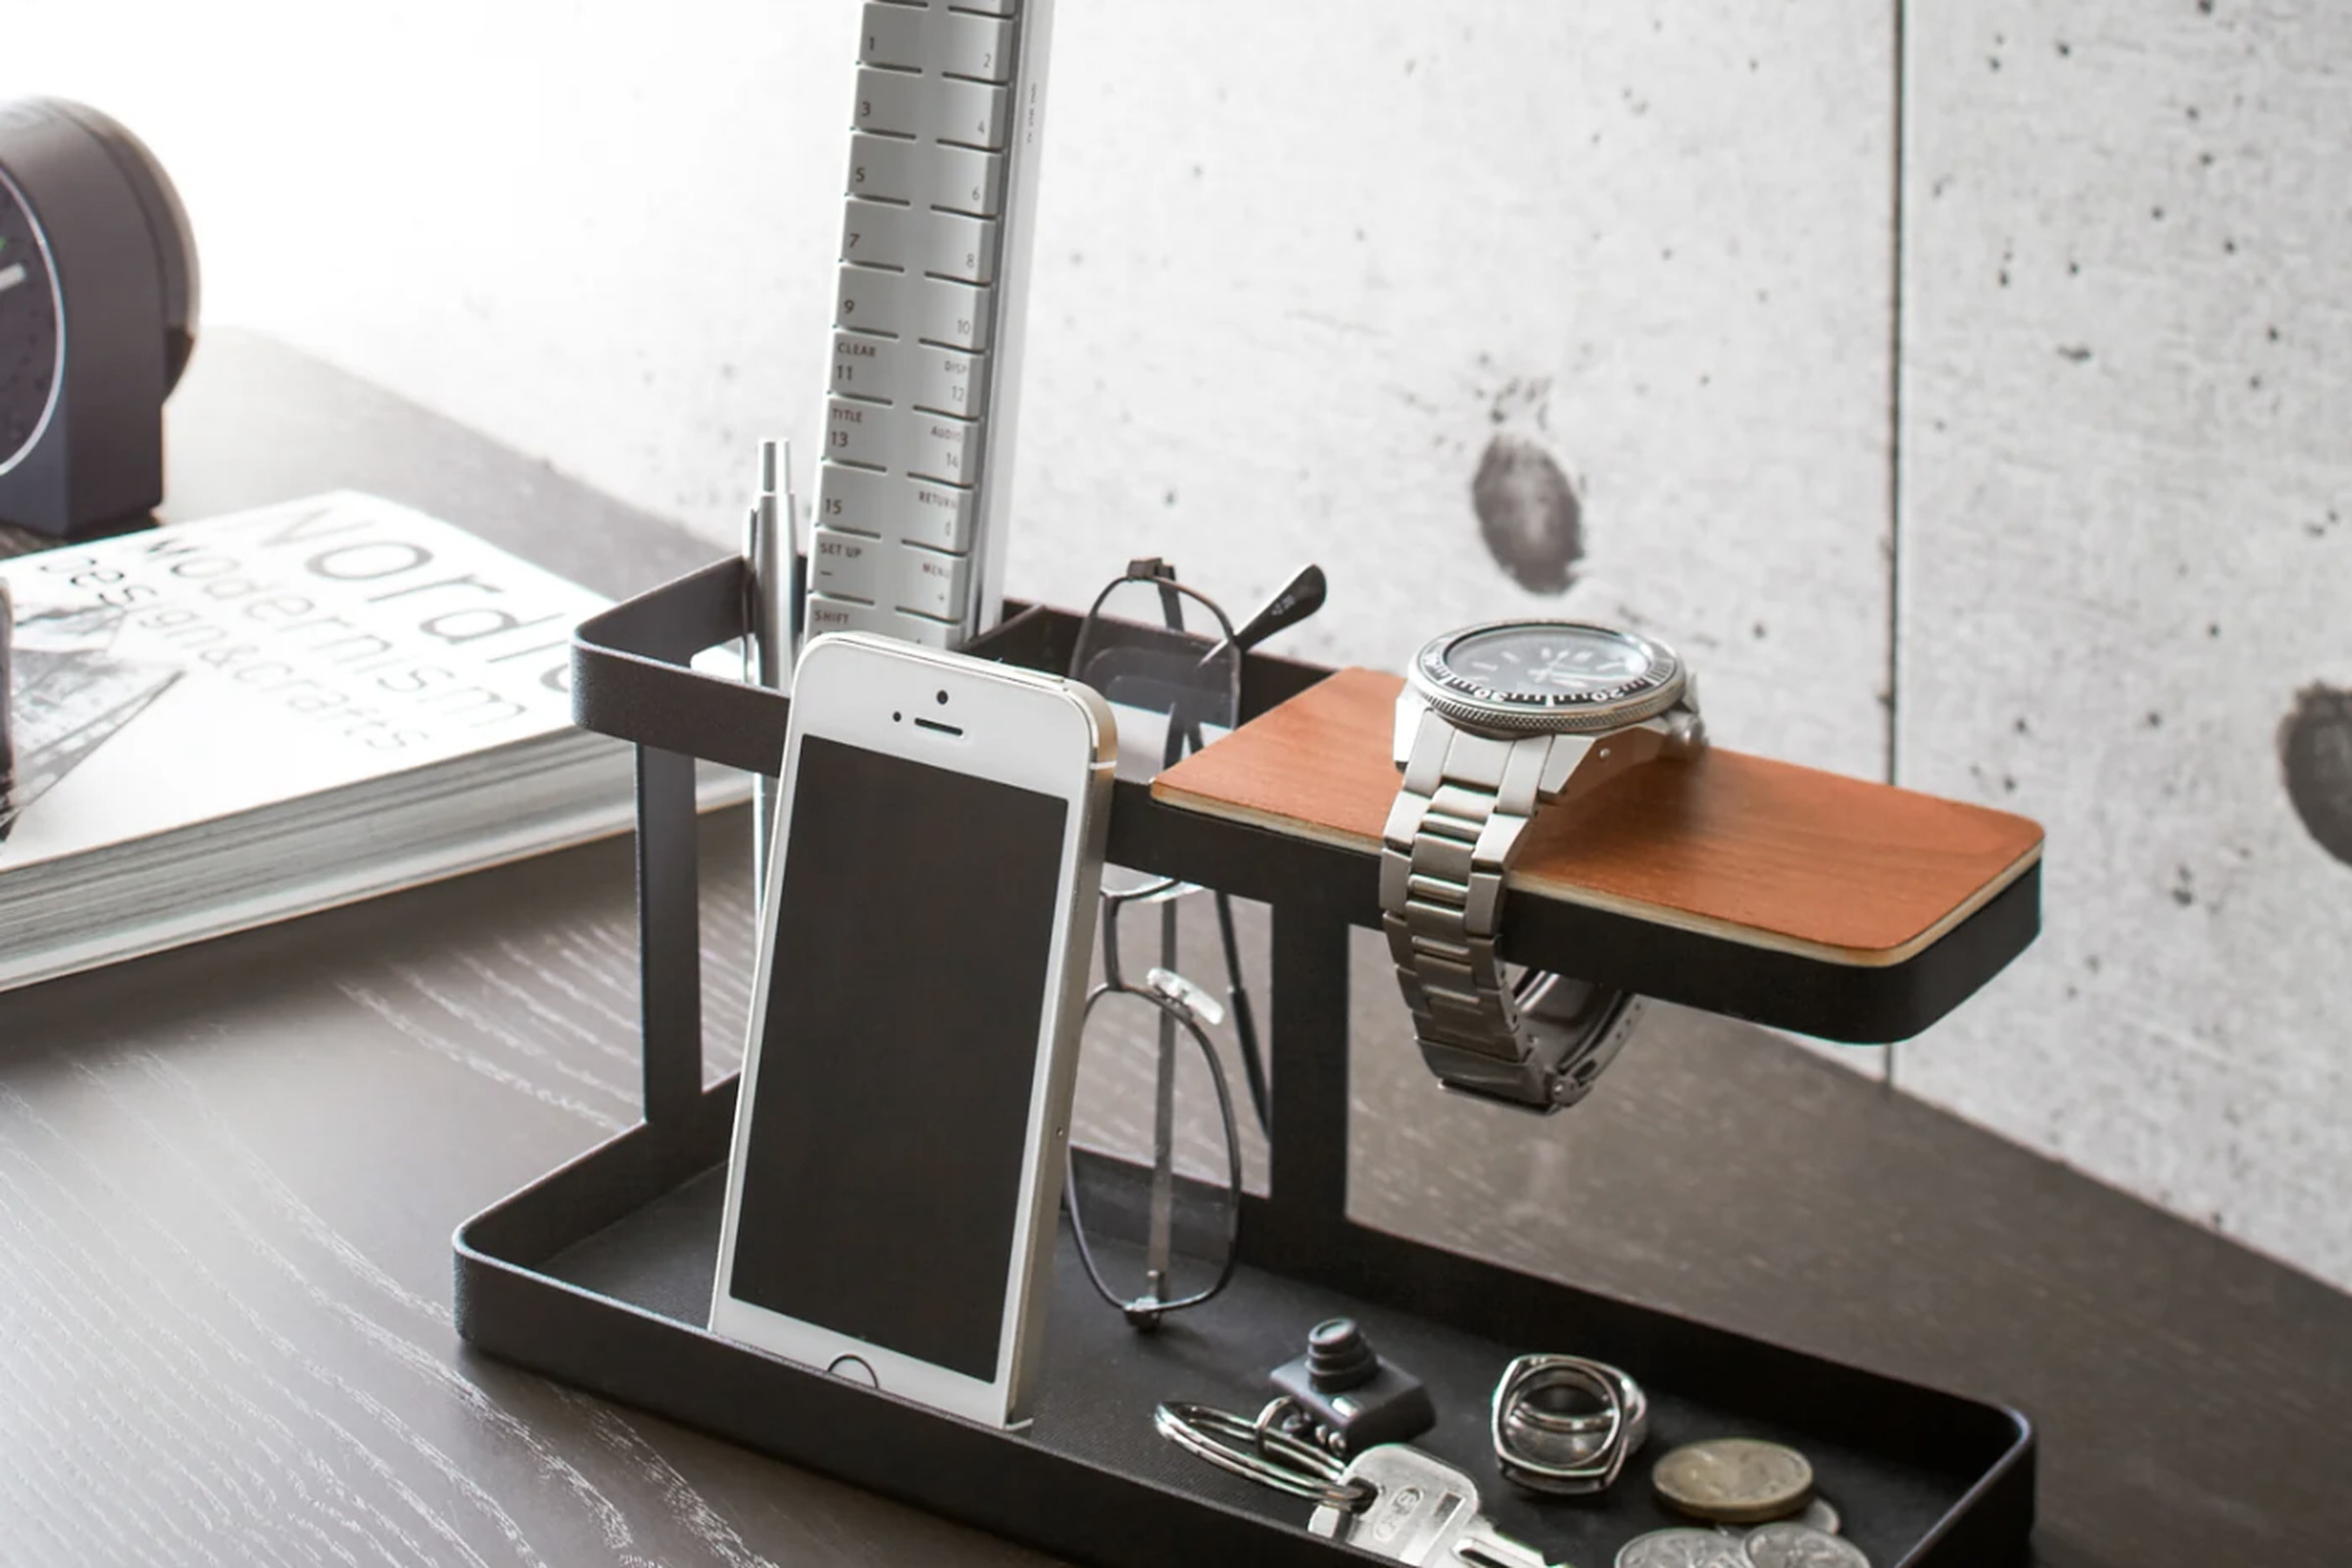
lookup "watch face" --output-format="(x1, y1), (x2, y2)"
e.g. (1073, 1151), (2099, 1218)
(0, 170), (60, 474)
(1447, 624), (1656, 698)
(1417, 620), (1683, 732)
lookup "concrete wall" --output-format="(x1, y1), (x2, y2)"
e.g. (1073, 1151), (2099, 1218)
(1898, 0), (2352, 1287)
(16, 3), (2349, 1287)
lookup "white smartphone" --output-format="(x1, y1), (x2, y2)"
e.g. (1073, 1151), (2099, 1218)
(710, 630), (1113, 1428)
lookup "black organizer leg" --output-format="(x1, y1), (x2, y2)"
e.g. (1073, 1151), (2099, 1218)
(636, 744), (702, 1128)
(1263, 897), (1352, 1258)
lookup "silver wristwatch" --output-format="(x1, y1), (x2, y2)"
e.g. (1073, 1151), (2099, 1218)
(1382, 619), (1704, 1111)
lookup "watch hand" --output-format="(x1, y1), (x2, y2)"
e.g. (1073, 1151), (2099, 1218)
(1530, 654), (1584, 687)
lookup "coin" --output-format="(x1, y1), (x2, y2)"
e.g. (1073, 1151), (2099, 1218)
(1713, 1493), (1841, 1542)
(1651, 1438), (1815, 1525)
(1794, 1496), (1841, 1536)
(1741, 1522), (1871, 1568)
(1614, 1528), (1749, 1568)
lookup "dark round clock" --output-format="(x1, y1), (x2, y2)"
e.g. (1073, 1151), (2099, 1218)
(0, 97), (198, 539)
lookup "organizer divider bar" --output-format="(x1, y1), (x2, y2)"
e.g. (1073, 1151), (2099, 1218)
(1263, 894), (1353, 1256)
(637, 743), (704, 1130)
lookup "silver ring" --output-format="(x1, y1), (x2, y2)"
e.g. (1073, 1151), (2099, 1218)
(1152, 1401), (1375, 1509)
(1491, 1354), (1645, 1495)
(1506, 1360), (1648, 1443)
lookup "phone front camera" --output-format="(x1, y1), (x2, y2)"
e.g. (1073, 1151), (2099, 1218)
(936, 690), (950, 705)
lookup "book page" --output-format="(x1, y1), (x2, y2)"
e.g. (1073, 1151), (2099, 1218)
(0, 493), (610, 866)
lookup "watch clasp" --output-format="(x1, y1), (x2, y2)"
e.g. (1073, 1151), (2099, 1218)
(1424, 983), (1647, 1113)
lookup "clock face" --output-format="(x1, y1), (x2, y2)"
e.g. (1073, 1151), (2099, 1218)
(0, 171), (61, 474)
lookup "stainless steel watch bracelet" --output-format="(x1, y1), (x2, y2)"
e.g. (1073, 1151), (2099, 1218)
(1379, 714), (1645, 1110)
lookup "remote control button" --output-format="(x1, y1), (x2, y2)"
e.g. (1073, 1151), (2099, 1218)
(830, 330), (896, 401)
(910, 343), (987, 418)
(852, 69), (930, 139)
(956, 0), (1017, 17)
(848, 133), (1004, 217)
(934, 12), (1016, 82)
(822, 400), (981, 487)
(858, 2), (928, 72)
(904, 476), (980, 554)
(835, 266), (911, 335)
(888, 606), (965, 647)
(811, 526), (882, 602)
(823, 397), (893, 470)
(818, 466), (980, 555)
(805, 593), (885, 639)
(842, 203), (997, 285)
(921, 210), (997, 284)
(841, 199), (915, 270)
(906, 411), (978, 486)
(888, 542), (971, 621)
(927, 76), (1010, 150)
(859, 4), (1013, 83)
(806, 595), (959, 647)
(930, 143), (1004, 217)
(920, 275), (992, 351)
(846, 132), (919, 205)
(813, 463), (893, 535)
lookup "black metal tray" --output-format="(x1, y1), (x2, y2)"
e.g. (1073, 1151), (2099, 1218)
(453, 564), (2035, 1567)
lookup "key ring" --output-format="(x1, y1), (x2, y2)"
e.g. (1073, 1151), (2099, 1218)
(1152, 1400), (1378, 1510)
(1490, 1354), (1646, 1495)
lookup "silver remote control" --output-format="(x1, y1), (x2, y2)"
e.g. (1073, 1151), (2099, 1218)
(806, 0), (1056, 651)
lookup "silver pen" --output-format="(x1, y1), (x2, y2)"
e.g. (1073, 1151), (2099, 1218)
(745, 440), (792, 899)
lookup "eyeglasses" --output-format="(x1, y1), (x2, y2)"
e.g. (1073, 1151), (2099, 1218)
(1065, 873), (1246, 1326)
(1062, 559), (1315, 1327)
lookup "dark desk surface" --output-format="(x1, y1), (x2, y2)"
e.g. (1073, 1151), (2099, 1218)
(0, 331), (2342, 1567)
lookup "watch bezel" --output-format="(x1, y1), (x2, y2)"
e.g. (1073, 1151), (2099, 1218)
(1410, 619), (1687, 736)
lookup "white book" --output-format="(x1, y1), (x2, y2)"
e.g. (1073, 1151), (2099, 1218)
(0, 491), (733, 994)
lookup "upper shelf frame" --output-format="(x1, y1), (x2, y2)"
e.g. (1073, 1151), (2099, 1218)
(571, 562), (2040, 1046)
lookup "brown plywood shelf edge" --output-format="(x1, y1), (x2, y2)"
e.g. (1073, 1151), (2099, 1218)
(1154, 667), (2045, 1040)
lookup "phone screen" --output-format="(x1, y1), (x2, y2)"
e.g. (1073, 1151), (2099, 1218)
(728, 732), (1071, 1380)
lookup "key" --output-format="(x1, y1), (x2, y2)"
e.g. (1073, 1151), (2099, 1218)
(1307, 1446), (1555, 1568)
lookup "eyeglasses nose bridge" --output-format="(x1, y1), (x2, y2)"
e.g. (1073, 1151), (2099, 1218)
(1145, 965), (1225, 1030)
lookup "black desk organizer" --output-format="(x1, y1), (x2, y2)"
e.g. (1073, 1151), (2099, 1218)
(454, 560), (2037, 1567)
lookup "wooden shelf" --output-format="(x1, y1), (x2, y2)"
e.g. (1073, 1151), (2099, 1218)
(1152, 667), (2044, 1038)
